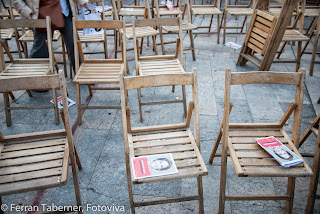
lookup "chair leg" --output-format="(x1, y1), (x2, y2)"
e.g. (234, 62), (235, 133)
(306, 135), (320, 214)
(74, 145), (82, 170)
(182, 85), (187, 117)
(76, 84), (83, 126)
(197, 176), (204, 214)
(9, 91), (15, 100)
(217, 15), (220, 44)
(296, 41), (302, 72)
(61, 37), (67, 77)
(159, 28), (166, 55)
(219, 137), (228, 214)
(209, 128), (222, 164)
(285, 177), (295, 214)
(189, 31), (196, 61)
(52, 89), (59, 125)
(4, 92), (11, 127)
(209, 15), (214, 33)
(277, 42), (287, 59)
(310, 30), (319, 76)
(69, 148), (83, 214)
(137, 88), (143, 122)
(140, 37), (144, 54)
(240, 15), (247, 33)
(126, 162), (135, 214)
(223, 10), (226, 44)
(152, 35), (158, 55)
(115, 30), (118, 59)
(88, 85), (93, 97)
(26, 90), (33, 97)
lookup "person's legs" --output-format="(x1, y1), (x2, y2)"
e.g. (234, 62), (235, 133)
(59, 13), (81, 73)
(31, 30), (49, 58)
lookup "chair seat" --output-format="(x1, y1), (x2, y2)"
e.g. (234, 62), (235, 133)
(0, 59), (51, 78)
(119, 7), (146, 16)
(282, 29), (310, 42)
(163, 20), (197, 32)
(129, 126), (208, 184)
(119, 26), (159, 39)
(192, 6), (222, 15)
(0, 8), (19, 18)
(139, 59), (185, 76)
(19, 30), (61, 42)
(269, 7), (297, 16)
(304, 8), (320, 17)
(73, 62), (123, 84)
(154, 7), (182, 16)
(227, 8), (253, 16)
(104, 10), (113, 16)
(227, 124), (313, 177)
(0, 130), (69, 196)
(1, 28), (14, 40)
(78, 30), (104, 42)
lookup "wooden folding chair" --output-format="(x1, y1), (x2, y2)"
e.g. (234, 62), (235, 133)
(154, 0), (197, 60)
(221, 0), (255, 44)
(237, 0), (299, 71)
(73, 18), (127, 125)
(209, 69), (313, 213)
(308, 7), (320, 76)
(133, 17), (187, 122)
(0, 17), (60, 126)
(112, 0), (159, 59)
(0, 71), (83, 214)
(189, 0), (222, 43)
(120, 70), (208, 214)
(75, 0), (109, 59)
(298, 114), (320, 213)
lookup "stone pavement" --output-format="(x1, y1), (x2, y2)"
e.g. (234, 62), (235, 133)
(0, 1), (320, 213)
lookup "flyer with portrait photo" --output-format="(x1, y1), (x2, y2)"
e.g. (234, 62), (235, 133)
(256, 136), (303, 167)
(131, 153), (178, 179)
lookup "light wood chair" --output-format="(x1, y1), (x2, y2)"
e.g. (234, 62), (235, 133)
(189, 0), (222, 43)
(273, 0), (310, 72)
(237, 0), (300, 71)
(73, 18), (127, 125)
(221, 0), (255, 44)
(112, 0), (159, 59)
(0, 71), (83, 214)
(0, 17), (60, 126)
(308, 7), (320, 76)
(75, 0), (109, 59)
(209, 69), (313, 213)
(133, 17), (187, 122)
(154, 0), (197, 60)
(119, 70), (208, 214)
(299, 114), (320, 213)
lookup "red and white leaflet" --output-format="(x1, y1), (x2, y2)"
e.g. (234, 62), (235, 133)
(256, 136), (303, 167)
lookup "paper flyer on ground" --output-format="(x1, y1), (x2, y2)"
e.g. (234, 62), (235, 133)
(224, 42), (242, 50)
(256, 136), (303, 167)
(132, 153), (178, 179)
(50, 96), (76, 109)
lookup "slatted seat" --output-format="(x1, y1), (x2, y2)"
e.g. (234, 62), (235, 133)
(119, 7), (146, 16)
(154, 7), (183, 16)
(192, 6), (221, 15)
(139, 59), (184, 75)
(73, 18), (127, 125)
(281, 29), (309, 41)
(299, 114), (320, 213)
(162, 20), (197, 32)
(19, 30), (61, 42)
(119, 26), (159, 39)
(0, 72), (83, 214)
(120, 70), (207, 213)
(133, 17), (187, 122)
(209, 69), (313, 213)
(0, 18), (60, 126)
(221, 0), (255, 44)
(73, 62), (123, 84)
(0, 28), (14, 40)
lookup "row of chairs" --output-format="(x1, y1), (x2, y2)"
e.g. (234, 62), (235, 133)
(0, 15), (319, 214)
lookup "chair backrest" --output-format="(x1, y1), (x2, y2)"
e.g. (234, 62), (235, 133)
(0, 71), (75, 149)
(0, 17), (54, 71)
(223, 68), (306, 146)
(154, 0), (182, 15)
(120, 69), (200, 145)
(132, 16), (184, 68)
(111, 0), (152, 20)
(72, 18), (127, 71)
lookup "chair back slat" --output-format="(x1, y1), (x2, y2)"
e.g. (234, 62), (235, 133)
(0, 74), (60, 92)
(0, 19), (47, 29)
(122, 73), (194, 90)
(230, 71), (302, 86)
(74, 20), (124, 29)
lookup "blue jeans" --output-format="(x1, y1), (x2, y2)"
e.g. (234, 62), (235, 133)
(31, 13), (81, 73)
